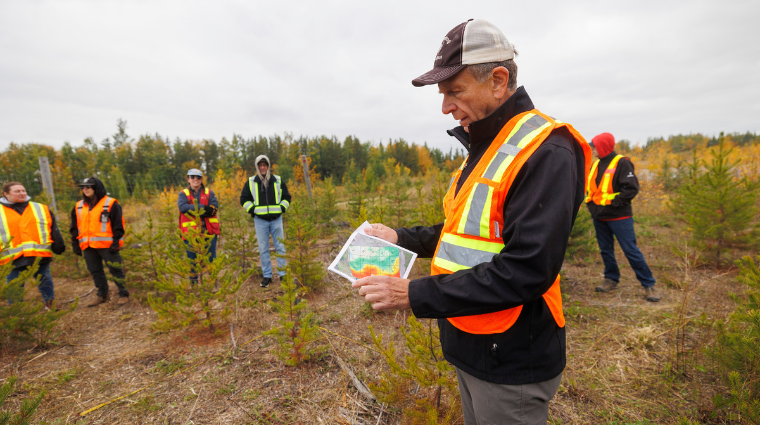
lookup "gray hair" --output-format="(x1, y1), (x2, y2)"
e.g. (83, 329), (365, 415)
(468, 58), (518, 91)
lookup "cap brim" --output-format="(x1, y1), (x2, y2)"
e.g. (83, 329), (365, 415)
(412, 65), (467, 87)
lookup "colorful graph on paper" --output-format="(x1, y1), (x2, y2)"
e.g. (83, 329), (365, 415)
(348, 246), (401, 278)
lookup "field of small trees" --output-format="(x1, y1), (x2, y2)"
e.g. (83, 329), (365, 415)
(1, 124), (759, 424)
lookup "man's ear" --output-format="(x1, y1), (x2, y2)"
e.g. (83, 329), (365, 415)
(491, 67), (510, 100)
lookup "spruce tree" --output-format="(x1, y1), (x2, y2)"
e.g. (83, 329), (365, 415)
(565, 207), (597, 264)
(315, 176), (339, 236)
(385, 161), (412, 228)
(121, 212), (166, 291)
(277, 186), (324, 292)
(0, 376), (46, 425)
(147, 212), (252, 332)
(671, 138), (760, 266)
(346, 180), (369, 228)
(263, 273), (324, 367)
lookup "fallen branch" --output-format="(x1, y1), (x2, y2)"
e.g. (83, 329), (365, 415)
(331, 354), (376, 402)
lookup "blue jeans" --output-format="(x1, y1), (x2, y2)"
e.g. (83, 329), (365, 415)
(184, 234), (218, 284)
(254, 216), (286, 278)
(593, 218), (656, 288)
(7, 261), (54, 303)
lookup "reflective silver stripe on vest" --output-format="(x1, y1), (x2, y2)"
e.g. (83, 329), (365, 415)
(29, 202), (49, 245)
(89, 236), (114, 242)
(76, 201), (85, 238)
(436, 240), (497, 269)
(0, 207), (10, 248)
(250, 177), (259, 205)
(483, 114), (549, 180)
(462, 183), (492, 237)
(101, 198), (113, 232)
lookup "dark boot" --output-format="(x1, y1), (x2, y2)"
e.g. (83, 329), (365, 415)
(645, 287), (660, 302)
(595, 278), (619, 293)
(260, 277), (272, 288)
(88, 294), (109, 307)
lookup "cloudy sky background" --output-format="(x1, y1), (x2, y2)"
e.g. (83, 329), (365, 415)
(1, 0), (758, 153)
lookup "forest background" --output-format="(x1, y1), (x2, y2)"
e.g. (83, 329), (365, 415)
(1, 121), (760, 424)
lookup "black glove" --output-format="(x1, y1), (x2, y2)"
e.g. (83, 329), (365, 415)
(202, 205), (217, 217)
(72, 243), (82, 257)
(610, 197), (625, 208)
(110, 242), (121, 253)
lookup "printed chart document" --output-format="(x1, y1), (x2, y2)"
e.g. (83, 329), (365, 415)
(328, 221), (417, 282)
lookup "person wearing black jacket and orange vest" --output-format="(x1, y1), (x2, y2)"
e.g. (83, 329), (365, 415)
(239, 155), (291, 288)
(353, 19), (591, 424)
(178, 168), (220, 284)
(1, 182), (66, 309)
(70, 177), (129, 307)
(586, 132), (659, 302)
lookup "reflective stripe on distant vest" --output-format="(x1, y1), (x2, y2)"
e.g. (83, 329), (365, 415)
(243, 175), (288, 215)
(76, 197), (124, 250)
(430, 110), (592, 335)
(585, 154), (624, 206)
(0, 202), (53, 265)
(179, 188), (220, 236)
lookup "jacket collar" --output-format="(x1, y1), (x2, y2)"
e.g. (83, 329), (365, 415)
(447, 86), (535, 152)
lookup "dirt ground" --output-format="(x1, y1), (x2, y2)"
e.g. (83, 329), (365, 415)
(0, 213), (744, 424)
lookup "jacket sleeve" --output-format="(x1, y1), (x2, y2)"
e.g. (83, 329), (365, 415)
(279, 180), (292, 212)
(177, 190), (194, 214)
(109, 201), (125, 242)
(240, 180), (254, 213)
(408, 131), (583, 318)
(396, 223), (444, 258)
(49, 213), (66, 255)
(208, 189), (219, 209)
(613, 158), (639, 202)
(69, 206), (79, 244)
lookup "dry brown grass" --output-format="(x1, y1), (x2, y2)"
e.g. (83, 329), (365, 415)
(0, 189), (746, 423)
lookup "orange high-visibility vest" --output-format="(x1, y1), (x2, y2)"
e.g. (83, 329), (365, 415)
(179, 188), (220, 236)
(584, 154), (624, 206)
(0, 202), (53, 265)
(75, 197), (124, 250)
(431, 110), (592, 335)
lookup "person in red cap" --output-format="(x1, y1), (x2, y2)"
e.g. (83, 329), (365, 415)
(352, 18), (592, 424)
(586, 132), (659, 302)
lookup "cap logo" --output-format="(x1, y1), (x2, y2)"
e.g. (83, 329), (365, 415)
(436, 36), (452, 60)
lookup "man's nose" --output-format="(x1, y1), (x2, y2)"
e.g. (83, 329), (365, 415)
(442, 98), (456, 115)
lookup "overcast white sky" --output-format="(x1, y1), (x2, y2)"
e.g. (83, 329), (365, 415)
(1, 0), (758, 153)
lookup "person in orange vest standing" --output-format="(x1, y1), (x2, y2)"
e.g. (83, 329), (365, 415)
(1, 182), (66, 309)
(586, 132), (659, 302)
(352, 19), (591, 424)
(177, 168), (220, 284)
(70, 177), (129, 307)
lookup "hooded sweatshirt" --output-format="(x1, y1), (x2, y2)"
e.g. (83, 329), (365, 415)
(69, 177), (125, 247)
(0, 195), (66, 268)
(239, 155), (292, 221)
(586, 133), (639, 219)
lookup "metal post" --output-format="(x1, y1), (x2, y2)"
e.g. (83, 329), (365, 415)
(300, 154), (313, 198)
(38, 156), (57, 213)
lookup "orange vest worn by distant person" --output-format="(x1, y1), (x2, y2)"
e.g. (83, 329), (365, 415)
(75, 197), (124, 250)
(430, 110), (592, 335)
(0, 202), (53, 265)
(178, 188), (220, 236)
(584, 154), (624, 206)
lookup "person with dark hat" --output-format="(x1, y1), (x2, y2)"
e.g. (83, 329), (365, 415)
(70, 177), (129, 306)
(239, 155), (291, 288)
(586, 132), (659, 302)
(178, 168), (220, 283)
(1, 182), (66, 309)
(352, 19), (591, 424)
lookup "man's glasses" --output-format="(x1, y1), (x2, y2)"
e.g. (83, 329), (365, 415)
(188, 176), (202, 180)
(79, 185), (94, 189)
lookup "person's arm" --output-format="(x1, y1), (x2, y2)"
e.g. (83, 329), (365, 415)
(109, 201), (125, 242)
(240, 180), (255, 215)
(69, 206), (78, 242)
(408, 133), (582, 318)
(279, 180), (291, 213)
(395, 223), (444, 258)
(613, 158), (639, 203)
(207, 189), (219, 209)
(49, 213), (66, 255)
(178, 190), (194, 214)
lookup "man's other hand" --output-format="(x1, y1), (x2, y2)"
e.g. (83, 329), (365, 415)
(352, 276), (411, 311)
(364, 223), (398, 244)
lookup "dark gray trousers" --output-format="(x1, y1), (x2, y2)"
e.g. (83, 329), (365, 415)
(456, 368), (562, 425)
(83, 248), (128, 297)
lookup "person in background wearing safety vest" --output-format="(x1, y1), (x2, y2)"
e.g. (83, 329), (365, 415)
(178, 168), (220, 284)
(69, 177), (129, 307)
(1, 182), (66, 310)
(586, 132), (659, 302)
(239, 155), (291, 288)
(352, 19), (591, 424)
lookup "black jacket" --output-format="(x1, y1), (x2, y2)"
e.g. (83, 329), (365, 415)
(239, 175), (292, 221)
(69, 177), (125, 247)
(0, 197), (66, 269)
(586, 152), (639, 220)
(399, 87), (586, 385)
